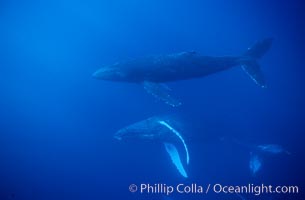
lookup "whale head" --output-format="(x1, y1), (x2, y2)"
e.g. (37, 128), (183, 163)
(114, 117), (168, 141)
(113, 127), (143, 141)
(114, 121), (155, 141)
(92, 63), (127, 81)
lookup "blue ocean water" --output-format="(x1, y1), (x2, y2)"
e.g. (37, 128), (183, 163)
(0, 0), (304, 199)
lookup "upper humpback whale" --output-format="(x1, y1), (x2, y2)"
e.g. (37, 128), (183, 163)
(93, 38), (273, 106)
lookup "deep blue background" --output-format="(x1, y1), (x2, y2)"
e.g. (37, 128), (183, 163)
(0, 0), (304, 199)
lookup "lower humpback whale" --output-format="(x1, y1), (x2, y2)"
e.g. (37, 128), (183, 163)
(93, 38), (273, 106)
(114, 117), (189, 178)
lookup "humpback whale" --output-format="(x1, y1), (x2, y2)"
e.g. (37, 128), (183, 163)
(249, 152), (262, 176)
(256, 144), (291, 155)
(114, 117), (189, 178)
(222, 138), (290, 176)
(249, 144), (291, 177)
(93, 38), (273, 106)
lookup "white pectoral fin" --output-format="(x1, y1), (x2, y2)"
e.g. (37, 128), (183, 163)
(143, 81), (182, 107)
(158, 120), (189, 165)
(163, 142), (188, 178)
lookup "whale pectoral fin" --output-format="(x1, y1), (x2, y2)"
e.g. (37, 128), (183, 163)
(143, 81), (182, 107)
(249, 152), (262, 177)
(163, 142), (188, 178)
(158, 120), (189, 165)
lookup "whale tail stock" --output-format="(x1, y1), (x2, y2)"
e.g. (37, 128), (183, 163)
(240, 38), (273, 88)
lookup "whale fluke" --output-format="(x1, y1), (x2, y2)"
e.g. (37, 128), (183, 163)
(241, 38), (273, 88)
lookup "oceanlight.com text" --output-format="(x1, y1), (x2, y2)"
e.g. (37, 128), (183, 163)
(213, 183), (299, 196)
(129, 183), (299, 196)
